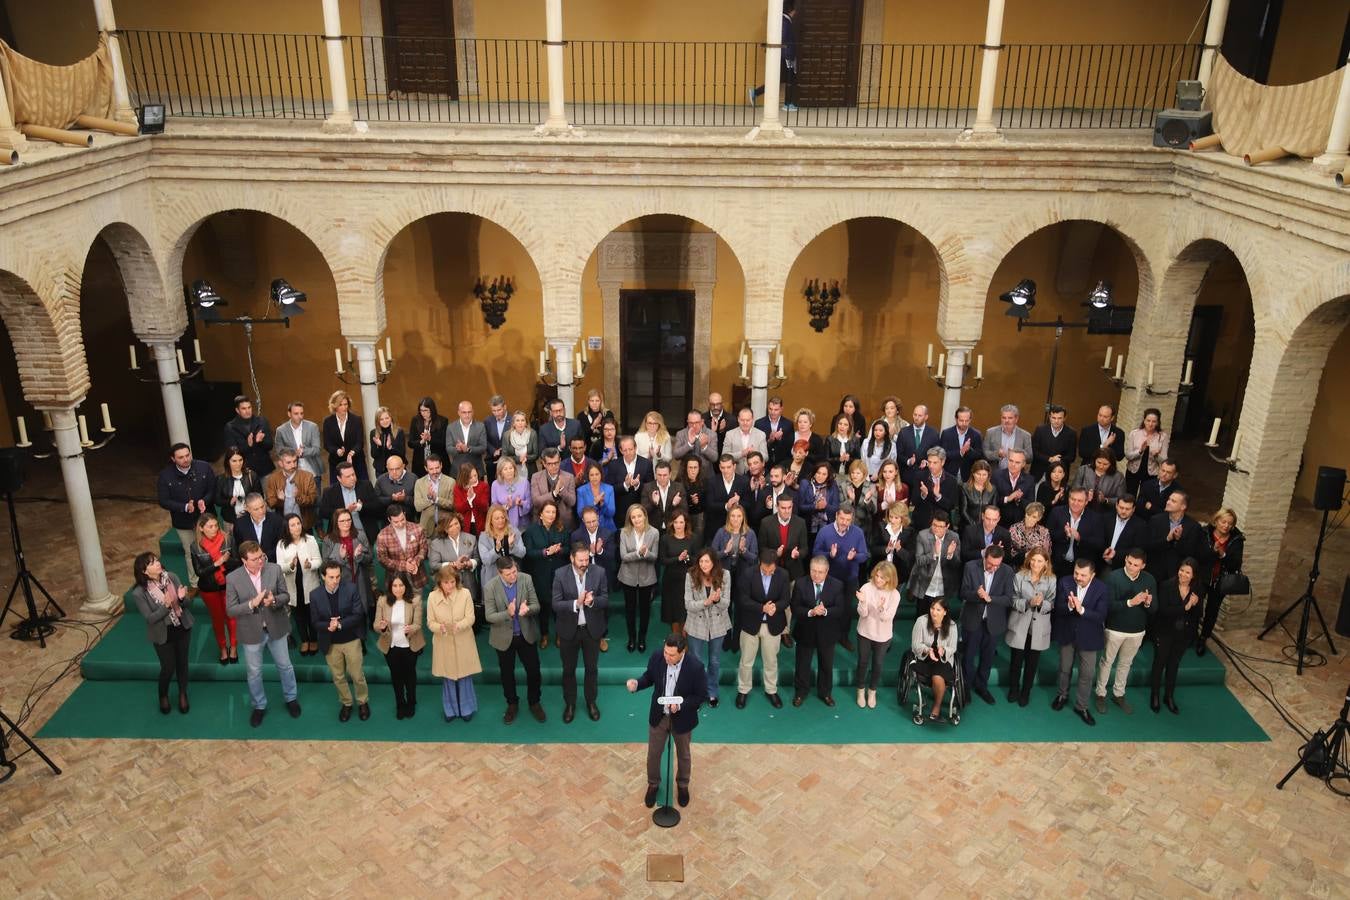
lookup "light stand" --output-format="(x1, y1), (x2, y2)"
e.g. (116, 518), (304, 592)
(0, 490), (65, 647)
(652, 728), (680, 828)
(1276, 681), (1349, 795)
(0, 705), (62, 783)
(1258, 509), (1339, 675)
(1014, 314), (1094, 419)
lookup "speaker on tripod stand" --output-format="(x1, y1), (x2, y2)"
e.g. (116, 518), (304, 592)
(0, 447), (65, 647)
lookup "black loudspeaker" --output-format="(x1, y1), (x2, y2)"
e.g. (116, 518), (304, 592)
(0, 447), (25, 494)
(1153, 109), (1213, 148)
(1337, 576), (1350, 638)
(1314, 466), (1346, 511)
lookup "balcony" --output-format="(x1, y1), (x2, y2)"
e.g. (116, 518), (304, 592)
(117, 30), (1202, 133)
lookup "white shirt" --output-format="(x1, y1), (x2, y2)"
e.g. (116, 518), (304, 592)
(390, 599), (409, 649)
(573, 569), (588, 625)
(394, 524), (409, 552)
(335, 415), (348, 441)
(1110, 516), (1129, 550)
(981, 567), (996, 618)
(925, 538), (946, 598)
(1066, 513), (1082, 560)
(663, 658), (683, 714)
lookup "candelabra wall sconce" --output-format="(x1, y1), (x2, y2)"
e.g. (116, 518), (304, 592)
(474, 276), (514, 329)
(1100, 345), (1194, 397)
(128, 340), (204, 383)
(335, 337), (395, 386)
(537, 343), (588, 388)
(1203, 416), (1249, 474)
(733, 341), (787, 390)
(924, 343), (984, 390)
(804, 279), (842, 332)
(13, 405), (117, 458)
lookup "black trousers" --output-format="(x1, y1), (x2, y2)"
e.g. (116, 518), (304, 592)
(961, 622), (997, 693)
(838, 577), (859, 644)
(1007, 630), (1040, 699)
(560, 629), (601, 705)
(385, 645), (419, 710)
(496, 634), (542, 706)
(794, 637), (836, 698)
(1200, 583), (1225, 642)
(293, 571), (316, 644)
(622, 583), (654, 645)
(154, 624), (191, 698)
(1150, 631), (1188, 696)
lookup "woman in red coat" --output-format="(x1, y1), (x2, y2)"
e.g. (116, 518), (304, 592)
(453, 462), (490, 535)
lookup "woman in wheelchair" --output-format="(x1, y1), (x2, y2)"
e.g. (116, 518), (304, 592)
(910, 597), (959, 721)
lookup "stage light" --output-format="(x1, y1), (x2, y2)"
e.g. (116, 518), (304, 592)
(188, 279), (222, 322)
(271, 278), (307, 318)
(139, 104), (166, 135)
(1000, 279), (1036, 319)
(1086, 280), (1113, 310)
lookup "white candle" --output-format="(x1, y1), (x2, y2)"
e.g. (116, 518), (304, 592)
(538, 351), (547, 377)
(334, 348), (344, 374)
(936, 353), (946, 378)
(1182, 360), (1193, 386)
(385, 336), (393, 361)
(16, 416), (28, 446)
(926, 343), (934, 368)
(41, 412), (52, 430)
(1231, 429), (1242, 460)
(738, 340), (747, 362)
(1104, 345), (1113, 369)
(377, 348), (388, 374)
(776, 353), (786, 380)
(1114, 355), (1124, 379)
(128, 344), (138, 370)
(78, 415), (90, 445)
(1147, 362), (1155, 386)
(100, 402), (113, 432)
(347, 343), (353, 362)
(176, 349), (187, 375)
(581, 341), (588, 363)
(976, 353), (984, 380)
(575, 351), (584, 374)
(192, 339), (203, 364)
(1207, 417), (1221, 445)
(739, 354), (748, 379)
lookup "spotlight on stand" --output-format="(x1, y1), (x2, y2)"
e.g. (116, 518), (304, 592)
(271, 278), (307, 319)
(1086, 279), (1114, 309)
(1000, 279), (1036, 318)
(138, 104), (166, 135)
(188, 279), (223, 322)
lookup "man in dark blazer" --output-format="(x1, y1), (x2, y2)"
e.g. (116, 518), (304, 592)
(1136, 459), (1183, 519)
(1047, 488), (1105, 578)
(754, 396), (792, 466)
(704, 454), (750, 538)
(992, 449), (1035, 527)
(446, 400), (489, 478)
(223, 395), (274, 478)
(959, 546), (1015, 704)
(571, 507), (619, 584)
(233, 494), (285, 563)
(757, 494), (810, 585)
(308, 561), (370, 721)
(627, 633), (709, 809)
(895, 404), (941, 481)
(1051, 558), (1110, 726)
(960, 504), (1012, 564)
(905, 512), (962, 612)
(318, 461), (383, 538)
(551, 543), (610, 723)
(735, 548), (791, 708)
(605, 436), (654, 527)
(158, 442), (216, 590)
(1100, 495), (1148, 570)
(374, 454), (417, 523)
(482, 395), (512, 468)
(1078, 403), (1126, 468)
(1031, 406), (1077, 483)
(939, 405), (983, 482)
(225, 540), (299, 727)
(908, 447), (959, 532)
(789, 557), (845, 706)
(537, 399), (584, 454)
(1144, 491), (1204, 581)
(640, 460), (687, 533)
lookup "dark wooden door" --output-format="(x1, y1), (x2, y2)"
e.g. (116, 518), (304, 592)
(620, 290), (694, 434)
(1177, 306), (1223, 438)
(381, 0), (459, 97)
(795, 0), (863, 107)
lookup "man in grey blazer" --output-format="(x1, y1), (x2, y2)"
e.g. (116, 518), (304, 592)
(672, 410), (719, 468)
(274, 401), (324, 480)
(959, 544), (1015, 705)
(483, 556), (546, 724)
(446, 400), (489, 478)
(983, 404), (1033, 472)
(906, 511), (962, 614)
(723, 408), (769, 475)
(226, 540), (300, 727)
(551, 542), (610, 724)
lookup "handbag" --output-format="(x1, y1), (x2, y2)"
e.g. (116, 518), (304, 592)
(1218, 571), (1250, 596)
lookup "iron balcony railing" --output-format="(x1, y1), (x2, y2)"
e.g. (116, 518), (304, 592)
(117, 30), (1202, 132)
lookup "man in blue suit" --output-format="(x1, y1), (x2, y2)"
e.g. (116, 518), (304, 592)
(959, 545), (1015, 705)
(939, 405), (984, 481)
(895, 403), (941, 481)
(309, 561), (370, 722)
(627, 633), (708, 809)
(1050, 558), (1109, 726)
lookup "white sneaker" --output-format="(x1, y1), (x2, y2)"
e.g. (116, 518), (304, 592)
(867, 689), (877, 709)
(856, 689), (866, 708)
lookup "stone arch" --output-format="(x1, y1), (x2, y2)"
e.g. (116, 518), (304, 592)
(86, 221), (179, 337)
(0, 264), (88, 405)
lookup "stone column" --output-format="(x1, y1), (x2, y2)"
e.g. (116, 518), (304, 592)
(537, 0), (571, 133)
(599, 280), (622, 416)
(321, 0), (355, 131)
(1313, 58), (1350, 171)
(939, 343), (974, 428)
(92, 0), (136, 124)
(1197, 0), (1232, 88)
(967, 0), (1006, 139)
(350, 340), (382, 481)
(550, 338), (577, 415)
(0, 58), (27, 156)
(146, 340), (190, 447)
(755, 0), (786, 134)
(748, 342), (775, 417)
(46, 406), (119, 615)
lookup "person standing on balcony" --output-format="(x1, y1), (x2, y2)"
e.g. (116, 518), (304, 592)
(749, 0), (799, 112)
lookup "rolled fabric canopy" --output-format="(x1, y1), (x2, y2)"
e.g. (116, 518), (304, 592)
(0, 35), (114, 129)
(1206, 56), (1344, 159)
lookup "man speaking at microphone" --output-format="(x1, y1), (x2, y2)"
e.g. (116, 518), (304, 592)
(627, 633), (708, 809)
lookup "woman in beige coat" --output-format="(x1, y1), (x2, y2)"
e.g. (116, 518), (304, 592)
(425, 564), (482, 721)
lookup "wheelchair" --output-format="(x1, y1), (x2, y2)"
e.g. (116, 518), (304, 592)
(896, 648), (964, 726)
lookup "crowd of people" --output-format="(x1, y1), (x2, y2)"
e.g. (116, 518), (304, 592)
(146, 387), (1245, 730)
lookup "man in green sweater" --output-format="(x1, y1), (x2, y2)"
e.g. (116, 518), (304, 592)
(1095, 548), (1155, 715)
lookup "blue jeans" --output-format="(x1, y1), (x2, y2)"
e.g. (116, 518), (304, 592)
(242, 632), (298, 709)
(687, 635), (722, 700)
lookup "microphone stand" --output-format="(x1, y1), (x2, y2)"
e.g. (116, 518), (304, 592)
(652, 726), (680, 828)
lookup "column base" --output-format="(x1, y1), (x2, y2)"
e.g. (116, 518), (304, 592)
(80, 592), (124, 617)
(0, 127), (28, 152)
(113, 106), (138, 127)
(1311, 152), (1348, 174)
(322, 113), (356, 134)
(744, 124), (795, 141)
(959, 126), (1005, 143)
(535, 121), (584, 138)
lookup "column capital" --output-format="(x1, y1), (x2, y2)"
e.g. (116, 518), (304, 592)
(747, 340), (779, 353)
(138, 333), (186, 346)
(32, 402), (84, 416)
(343, 335), (382, 345)
(548, 336), (579, 349)
(941, 341), (977, 353)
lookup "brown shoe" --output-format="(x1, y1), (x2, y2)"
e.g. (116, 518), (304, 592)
(600, 638), (609, 652)
(503, 704), (518, 724)
(781, 634), (794, 649)
(529, 703), (547, 722)
(539, 635), (549, 650)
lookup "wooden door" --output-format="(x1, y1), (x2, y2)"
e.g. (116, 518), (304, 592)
(381, 0), (459, 97)
(795, 0), (863, 107)
(620, 290), (694, 434)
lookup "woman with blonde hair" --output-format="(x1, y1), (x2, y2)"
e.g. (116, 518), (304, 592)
(368, 405), (406, 477)
(426, 564), (481, 721)
(854, 560), (901, 709)
(619, 503), (660, 652)
(838, 458), (878, 536)
(506, 410), (540, 473)
(1198, 507), (1245, 655)
(1005, 547), (1056, 707)
(1008, 501), (1052, 569)
(634, 410), (672, 462)
(579, 389), (614, 448)
(490, 456), (532, 530)
(322, 389), (365, 484)
(189, 512), (239, 665)
(477, 503), (525, 573)
(792, 408), (825, 467)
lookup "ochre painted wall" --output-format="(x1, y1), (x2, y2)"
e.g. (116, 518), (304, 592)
(1296, 323), (1350, 503)
(1266, 2), (1349, 85)
(1192, 253), (1254, 440)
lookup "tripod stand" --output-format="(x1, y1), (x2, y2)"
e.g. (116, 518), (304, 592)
(1277, 682), (1349, 795)
(0, 490), (64, 648)
(0, 705), (62, 783)
(1258, 508), (1338, 675)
